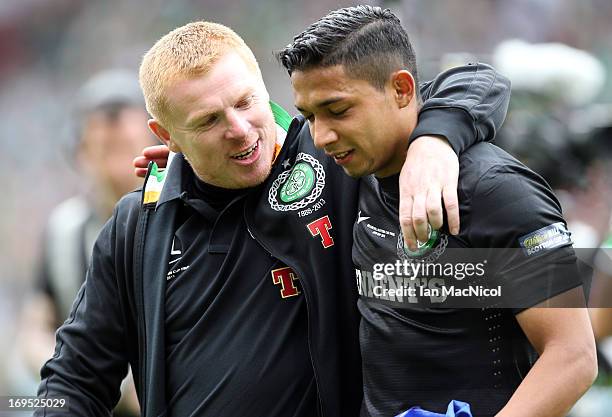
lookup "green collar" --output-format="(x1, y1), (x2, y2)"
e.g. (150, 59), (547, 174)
(270, 100), (292, 131)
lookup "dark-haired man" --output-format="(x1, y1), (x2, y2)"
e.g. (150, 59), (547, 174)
(278, 5), (597, 417)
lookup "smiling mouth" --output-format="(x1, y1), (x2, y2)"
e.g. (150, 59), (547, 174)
(231, 141), (259, 160)
(332, 150), (353, 161)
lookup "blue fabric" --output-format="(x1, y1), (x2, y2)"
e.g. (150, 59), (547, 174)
(395, 400), (473, 417)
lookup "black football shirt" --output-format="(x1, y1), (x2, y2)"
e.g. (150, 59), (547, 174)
(353, 143), (582, 417)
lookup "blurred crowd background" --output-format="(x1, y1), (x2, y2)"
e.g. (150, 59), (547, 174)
(1, 0), (611, 414)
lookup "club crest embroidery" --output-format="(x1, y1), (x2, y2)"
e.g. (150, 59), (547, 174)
(268, 152), (325, 211)
(280, 162), (314, 203)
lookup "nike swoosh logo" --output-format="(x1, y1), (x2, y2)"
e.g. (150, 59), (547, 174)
(171, 237), (181, 255)
(357, 211), (370, 224)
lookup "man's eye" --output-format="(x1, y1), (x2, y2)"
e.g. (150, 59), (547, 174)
(305, 114), (315, 123)
(329, 107), (348, 116)
(199, 115), (218, 130)
(236, 96), (254, 109)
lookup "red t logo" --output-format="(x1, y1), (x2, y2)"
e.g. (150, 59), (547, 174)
(307, 215), (334, 248)
(271, 267), (300, 298)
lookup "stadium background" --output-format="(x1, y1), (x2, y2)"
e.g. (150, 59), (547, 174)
(0, 0), (611, 409)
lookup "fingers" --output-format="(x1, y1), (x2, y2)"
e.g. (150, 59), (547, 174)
(133, 156), (149, 178)
(134, 167), (149, 178)
(149, 158), (169, 168)
(132, 156), (149, 169)
(426, 187), (444, 231)
(133, 156), (168, 169)
(400, 191), (441, 252)
(443, 185), (460, 235)
(399, 134), (460, 250)
(142, 145), (170, 160)
(399, 194), (417, 251)
(412, 193), (429, 243)
(133, 153), (169, 179)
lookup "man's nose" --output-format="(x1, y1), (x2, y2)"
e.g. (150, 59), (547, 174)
(312, 120), (338, 149)
(224, 109), (250, 140)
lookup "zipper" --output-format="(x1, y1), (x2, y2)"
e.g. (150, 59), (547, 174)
(244, 212), (326, 416)
(135, 208), (149, 414)
(135, 169), (153, 413)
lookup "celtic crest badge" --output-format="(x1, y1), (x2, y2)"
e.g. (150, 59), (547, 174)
(268, 153), (325, 211)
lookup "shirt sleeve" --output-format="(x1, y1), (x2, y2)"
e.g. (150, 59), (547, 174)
(35, 213), (129, 416)
(466, 164), (582, 313)
(411, 63), (511, 155)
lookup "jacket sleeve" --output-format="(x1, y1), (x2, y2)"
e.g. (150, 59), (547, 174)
(410, 62), (511, 155)
(35, 209), (129, 416)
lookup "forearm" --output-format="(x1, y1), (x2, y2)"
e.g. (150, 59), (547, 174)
(495, 343), (597, 417)
(591, 307), (612, 340)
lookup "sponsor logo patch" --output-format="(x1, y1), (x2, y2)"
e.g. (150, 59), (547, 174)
(307, 215), (335, 248)
(519, 222), (572, 256)
(271, 267), (300, 298)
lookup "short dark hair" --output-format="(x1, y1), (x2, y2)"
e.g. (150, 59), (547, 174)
(277, 5), (418, 90)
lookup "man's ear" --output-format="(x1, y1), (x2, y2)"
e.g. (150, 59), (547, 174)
(148, 119), (180, 153)
(391, 70), (416, 108)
